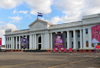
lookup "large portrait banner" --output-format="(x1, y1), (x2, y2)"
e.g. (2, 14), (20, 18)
(54, 34), (63, 48)
(91, 24), (100, 49)
(0, 38), (2, 47)
(21, 37), (27, 49)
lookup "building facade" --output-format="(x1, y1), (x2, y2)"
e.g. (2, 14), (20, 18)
(5, 13), (100, 52)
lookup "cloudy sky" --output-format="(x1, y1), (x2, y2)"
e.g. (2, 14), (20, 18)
(0, 0), (100, 45)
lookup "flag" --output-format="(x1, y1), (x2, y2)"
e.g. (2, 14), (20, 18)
(37, 12), (43, 17)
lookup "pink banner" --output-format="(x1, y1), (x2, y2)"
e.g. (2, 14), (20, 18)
(69, 48), (72, 52)
(91, 24), (100, 49)
(91, 24), (100, 43)
(53, 48), (55, 52)
(59, 48), (61, 52)
(54, 34), (63, 48)
(0, 38), (2, 47)
(96, 44), (100, 49)
(64, 48), (66, 52)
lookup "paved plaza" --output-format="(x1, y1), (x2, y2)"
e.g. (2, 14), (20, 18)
(0, 52), (100, 68)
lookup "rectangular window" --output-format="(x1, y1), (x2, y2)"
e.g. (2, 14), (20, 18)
(78, 41), (80, 48)
(72, 42), (73, 48)
(66, 32), (67, 38)
(72, 32), (73, 37)
(8, 38), (9, 41)
(6, 44), (7, 48)
(86, 41), (88, 47)
(9, 44), (11, 48)
(66, 42), (67, 48)
(78, 31), (80, 37)
(8, 44), (9, 48)
(86, 29), (88, 34)
(6, 38), (7, 41)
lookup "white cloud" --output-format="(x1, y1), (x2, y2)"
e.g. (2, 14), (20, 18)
(1, 0), (100, 24)
(13, 10), (16, 14)
(0, 21), (5, 23)
(24, 0), (53, 15)
(19, 11), (28, 14)
(0, 23), (17, 37)
(51, 16), (60, 24)
(0, 0), (23, 9)
(52, 0), (100, 23)
(53, 0), (84, 23)
(8, 16), (22, 23)
(0, 0), (53, 15)
(82, 0), (100, 15)
(55, 0), (84, 11)
(0, 23), (17, 45)
(8, 16), (22, 20)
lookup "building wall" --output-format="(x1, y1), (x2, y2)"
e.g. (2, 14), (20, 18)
(4, 13), (100, 50)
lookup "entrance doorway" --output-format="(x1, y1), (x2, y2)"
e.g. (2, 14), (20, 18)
(38, 44), (41, 50)
(38, 36), (41, 50)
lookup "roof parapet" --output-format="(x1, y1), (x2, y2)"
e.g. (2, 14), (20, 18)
(82, 14), (100, 20)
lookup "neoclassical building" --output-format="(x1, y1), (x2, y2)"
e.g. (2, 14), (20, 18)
(5, 13), (100, 52)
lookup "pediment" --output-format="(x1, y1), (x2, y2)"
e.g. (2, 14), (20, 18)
(29, 19), (53, 30)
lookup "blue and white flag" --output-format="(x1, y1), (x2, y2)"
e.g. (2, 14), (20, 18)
(37, 12), (43, 17)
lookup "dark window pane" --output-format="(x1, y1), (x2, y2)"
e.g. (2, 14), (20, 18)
(86, 29), (88, 34)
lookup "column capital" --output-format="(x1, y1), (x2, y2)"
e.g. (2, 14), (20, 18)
(50, 32), (52, 34)
(73, 29), (76, 31)
(41, 33), (44, 35)
(80, 29), (82, 31)
(55, 32), (57, 34)
(61, 31), (63, 33)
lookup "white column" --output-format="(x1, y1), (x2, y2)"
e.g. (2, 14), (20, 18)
(16, 36), (17, 49)
(7, 37), (9, 49)
(42, 34), (44, 49)
(31, 35), (33, 49)
(19, 36), (21, 49)
(9, 37), (10, 49)
(67, 31), (70, 49)
(88, 28), (92, 48)
(83, 29), (86, 48)
(41, 33), (44, 49)
(8, 37), (9, 49)
(10, 37), (11, 49)
(11, 37), (13, 49)
(12, 37), (14, 49)
(34, 34), (36, 49)
(51, 33), (52, 50)
(25, 35), (28, 49)
(32, 35), (34, 49)
(41, 33), (42, 49)
(80, 29), (82, 49)
(5, 37), (7, 49)
(47, 33), (50, 49)
(6, 37), (8, 49)
(73, 30), (76, 49)
(7, 37), (8, 49)
(29, 34), (32, 49)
